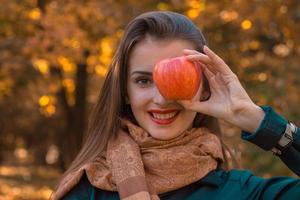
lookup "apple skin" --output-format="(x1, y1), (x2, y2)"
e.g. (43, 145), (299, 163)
(153, 56), (202, 100)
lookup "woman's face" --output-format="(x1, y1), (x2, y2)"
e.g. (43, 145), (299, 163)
(127, 37), (203, 140)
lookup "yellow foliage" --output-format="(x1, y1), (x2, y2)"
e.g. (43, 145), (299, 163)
(98, 37), (114, 67)
(187, 9), (200, 19)
(279, 5), (288, 14)
(63, 38), (81, 49)
(258, 73), (268, 82)
(240, 58), (251, 68)
(0, 165), (59, 200)
(186, 0), (205, 19)
(62, 78), (75, 93)
(0, 79), (13, 98)
(189, 0), (203, 9)
(70, 39), (80, 49)
(273, 44), (290, 57)
(66, 93), (75, 106)
(87, 55), (98, 66)
(0, 181), (53, 199)
(241, 19), (252, 30)
(49, 83), (60, 93)
(220, 10), (239, 22)
(57, 56), (76, 73)
(27, 8), (41, 20)
(100, 37), (113, 55)
(157, 2), (170, 11)
(99, 54), (111, 66)
(116, 29), (124, 39)
(45, 104), (56, 115)
(33, 59), (49, 74)
(95, 64), (108, 77)
(14, 148), (28, 160)
(39, 95), (51, 107)
(39, 96), (57, 117)
(249, 40), (260, 50)
(257, 95), (267, 105)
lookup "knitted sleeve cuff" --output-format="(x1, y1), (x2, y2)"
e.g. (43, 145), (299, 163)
(241, 106), (288, 151)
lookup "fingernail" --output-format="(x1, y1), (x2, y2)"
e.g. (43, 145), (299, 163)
(203, 45), (209, 51)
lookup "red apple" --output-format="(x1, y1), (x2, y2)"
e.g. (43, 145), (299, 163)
(153, 56), (202, 100)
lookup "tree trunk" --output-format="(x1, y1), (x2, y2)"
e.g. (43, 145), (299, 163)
(51, 52), (88, 170)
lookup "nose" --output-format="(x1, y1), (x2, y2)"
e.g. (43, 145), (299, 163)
(152, 87), (173, 106)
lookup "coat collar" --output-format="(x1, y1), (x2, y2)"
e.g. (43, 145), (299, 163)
(158, 170), (225, 199)
(196, 169), (225, 188)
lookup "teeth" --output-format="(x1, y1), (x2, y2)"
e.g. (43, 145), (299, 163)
(152, 112), (178, 120)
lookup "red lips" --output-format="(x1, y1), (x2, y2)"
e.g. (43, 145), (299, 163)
(148, 109), (180, 125)
(148, 109), (180, 114)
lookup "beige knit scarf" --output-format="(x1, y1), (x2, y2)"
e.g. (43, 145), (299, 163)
(52, 119), (224, 200)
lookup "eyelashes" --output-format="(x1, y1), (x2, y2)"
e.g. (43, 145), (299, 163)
(134, 76), (153, 87)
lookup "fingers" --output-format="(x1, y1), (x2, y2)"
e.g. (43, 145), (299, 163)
(202, 65), (214, 80)
(186, 54), (212, 65)
(183, 47), (235, 81)
(177, 99), (210, 115)
(183, 49), (212, 65)
(183, 48), (230, 75)
(183, 49), (218, 75)
(203, 46), (233, 75)
(183, 49), (199, 55)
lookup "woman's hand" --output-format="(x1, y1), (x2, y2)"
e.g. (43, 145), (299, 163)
(178, 46), (265, 133)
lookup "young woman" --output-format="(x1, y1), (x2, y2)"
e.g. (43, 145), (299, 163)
(51, 11), (300, 200)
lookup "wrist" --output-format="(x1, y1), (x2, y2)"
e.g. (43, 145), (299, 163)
(232, 103), (265, 133)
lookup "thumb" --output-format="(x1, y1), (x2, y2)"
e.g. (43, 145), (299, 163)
(177, 99), (211, 115)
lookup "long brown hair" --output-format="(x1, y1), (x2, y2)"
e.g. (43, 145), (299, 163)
(55, 11), (236, 194)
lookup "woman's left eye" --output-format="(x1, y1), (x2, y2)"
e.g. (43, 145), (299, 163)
(134, 77), (153, 87)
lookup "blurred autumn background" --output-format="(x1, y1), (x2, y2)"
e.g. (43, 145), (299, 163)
(0, 0), (299, 199)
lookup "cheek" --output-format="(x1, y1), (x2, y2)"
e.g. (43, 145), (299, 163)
(128, 87), (152, 109)
(180, 110), (197, 128)
(182, 109), (197, 120)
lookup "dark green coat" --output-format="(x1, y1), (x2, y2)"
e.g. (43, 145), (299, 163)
(63, 106), (300, 200)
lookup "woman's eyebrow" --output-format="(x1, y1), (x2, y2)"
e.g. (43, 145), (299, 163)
(130, 71), (152, 76)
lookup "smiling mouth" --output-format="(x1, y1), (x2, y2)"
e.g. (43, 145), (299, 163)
(148, 111), (180, 125)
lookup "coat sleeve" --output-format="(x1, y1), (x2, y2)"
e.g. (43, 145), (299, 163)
(223, 170), (300, 200)
(241, 106), (300, 176)
(235, 170), (300, 199)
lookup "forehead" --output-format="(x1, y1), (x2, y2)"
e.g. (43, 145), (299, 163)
(128, 37), (195, 73)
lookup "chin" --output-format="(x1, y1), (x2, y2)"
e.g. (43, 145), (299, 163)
(148, 129), (182, 141)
